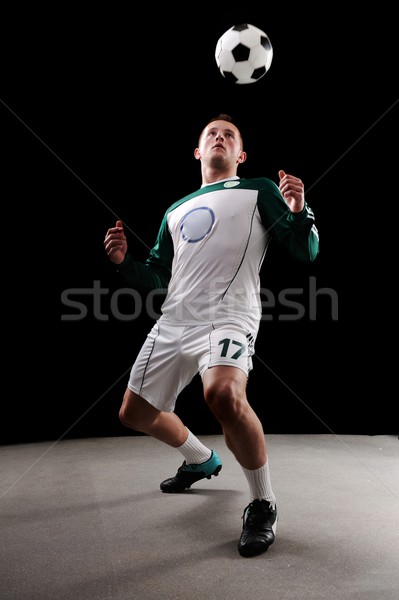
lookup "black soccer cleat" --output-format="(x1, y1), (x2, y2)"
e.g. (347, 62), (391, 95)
(160, 450), (222, 493)
(238, 499), (277, 557)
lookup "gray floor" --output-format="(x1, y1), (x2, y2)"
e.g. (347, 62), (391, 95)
(1, 434), (398, 600)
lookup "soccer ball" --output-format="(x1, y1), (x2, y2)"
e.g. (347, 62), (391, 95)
(215, 23), (273, 85)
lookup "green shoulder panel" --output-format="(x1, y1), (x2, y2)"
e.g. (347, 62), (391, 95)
(147, 182), (230, 268)
(242, 177), (319, 262)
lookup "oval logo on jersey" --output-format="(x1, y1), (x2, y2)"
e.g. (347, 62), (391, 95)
(224, 180), (240, 188)
(180, 207), (215, 243)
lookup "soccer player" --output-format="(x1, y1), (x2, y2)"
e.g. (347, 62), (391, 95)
(104, 114), (319, 557)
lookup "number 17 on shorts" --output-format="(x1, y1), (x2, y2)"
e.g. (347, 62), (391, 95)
(208, 327), (254, 375)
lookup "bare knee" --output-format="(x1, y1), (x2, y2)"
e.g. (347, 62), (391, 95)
(119, 389), (159, 433)
(204, 380), (246, 423)
(118, 389), (140, 430)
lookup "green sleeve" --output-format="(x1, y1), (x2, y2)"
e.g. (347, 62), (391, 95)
(115, 212), (173, 293)
(257, 179), (319, 262)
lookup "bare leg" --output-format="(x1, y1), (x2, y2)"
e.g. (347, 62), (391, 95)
(119, 388), (188, 447)
(202, 366), (267, 469)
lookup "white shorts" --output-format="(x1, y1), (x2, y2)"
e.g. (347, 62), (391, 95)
(127, 321), (255, 412)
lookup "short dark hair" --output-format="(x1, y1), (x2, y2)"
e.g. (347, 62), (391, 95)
(199, 113), (244, 149)
(206, 113), (236, 126)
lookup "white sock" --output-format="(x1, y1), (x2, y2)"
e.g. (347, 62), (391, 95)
(177, 429), (212, 464)
(242, 461), (276, 507)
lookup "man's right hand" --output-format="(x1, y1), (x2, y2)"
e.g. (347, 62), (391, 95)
(104, 220), (127, 265)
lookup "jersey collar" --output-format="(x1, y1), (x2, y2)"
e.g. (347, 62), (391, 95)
(201, 176), (240, 189)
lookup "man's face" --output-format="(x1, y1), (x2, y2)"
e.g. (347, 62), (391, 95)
(196, 120), (245, 168)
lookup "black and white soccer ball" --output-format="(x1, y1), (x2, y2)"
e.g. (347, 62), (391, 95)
(215, 23), (273, 85)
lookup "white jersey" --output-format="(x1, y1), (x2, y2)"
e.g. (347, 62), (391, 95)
(160, 178), (269, 332)
(117, 176), (319, 336)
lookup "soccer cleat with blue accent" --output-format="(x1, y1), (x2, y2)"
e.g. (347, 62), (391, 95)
(238, 499), (277, 557)
(160, 450), (222, 493)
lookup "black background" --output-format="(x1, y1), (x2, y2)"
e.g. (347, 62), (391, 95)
(2, 5), (397, 443)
